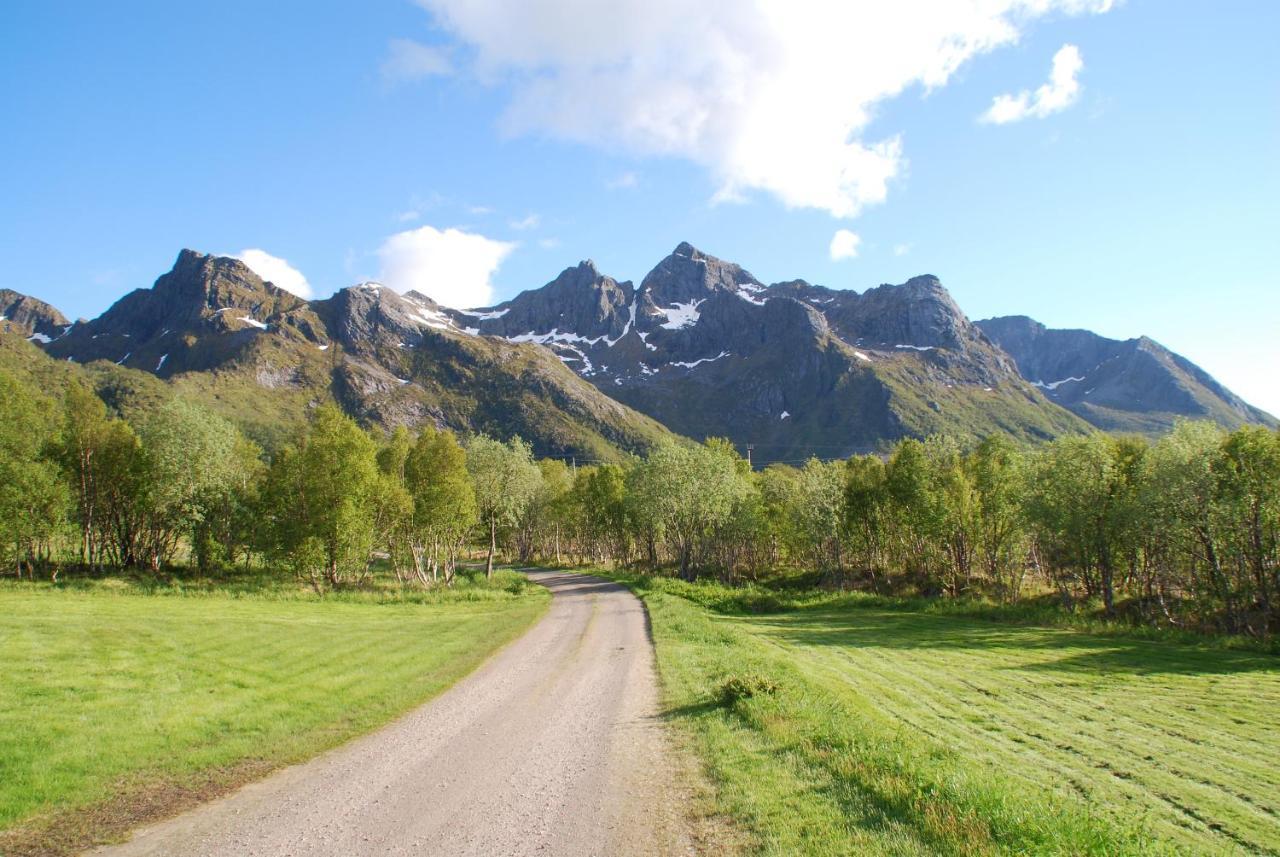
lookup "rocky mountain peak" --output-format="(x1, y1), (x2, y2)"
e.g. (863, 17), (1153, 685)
(402, 288), (441, 309)
(640, 242), (765, 307)
(450, 260), (635, 342)
(820, 274), (974, 351)
(0, 288), (70, 343)
(43, 250), (327, 376)
(157, 250), (267, 308)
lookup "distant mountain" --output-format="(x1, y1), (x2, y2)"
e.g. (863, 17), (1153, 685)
(976, 316), (1276, 432)
(36, 250), (672, 457)
(447, 243), (1087, 460)
(5, 244), (1271, 461)
(0, 288), (70, 343)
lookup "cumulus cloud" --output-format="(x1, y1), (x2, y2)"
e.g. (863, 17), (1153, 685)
(236, 249), (313, 299)
(411, 1), (1112, 218)
(377, 225), (516, 308)
(829, 229), (862, 261)
(381, 38), (453, 82)
(980, 44), (1084, 124)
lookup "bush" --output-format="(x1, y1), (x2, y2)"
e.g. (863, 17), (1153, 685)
(719, 673), (780, 705)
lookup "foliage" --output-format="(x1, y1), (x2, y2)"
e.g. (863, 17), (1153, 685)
(2, 353), (1276, 638)
(0, 371), (67, 574)
(465, 434), (543, 577)
(401, 426), (478, 584)
(259, 406), (382, 591)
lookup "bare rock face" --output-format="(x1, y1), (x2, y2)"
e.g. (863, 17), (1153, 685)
(977, 316), (1276, 431)
(25, 250), (673, 460)
(15, 241), (1271, 464)
(639, 241), (764, 308)
(44, 250), (327, 377)
(454, 260), (635, 342)
(0, 289), (69, 342)
(438, 243), (1083, 459)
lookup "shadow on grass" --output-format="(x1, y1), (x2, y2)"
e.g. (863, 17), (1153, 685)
(742, 607), (1280, 677)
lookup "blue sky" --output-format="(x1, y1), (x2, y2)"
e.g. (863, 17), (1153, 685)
(1, 1), (1277, 413)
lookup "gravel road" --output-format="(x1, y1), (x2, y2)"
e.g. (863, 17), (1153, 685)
(93, 571), (697, 856)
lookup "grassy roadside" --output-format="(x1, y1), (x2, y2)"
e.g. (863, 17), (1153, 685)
(606, 572), (1280, 856)
(0, 569), (548, 856)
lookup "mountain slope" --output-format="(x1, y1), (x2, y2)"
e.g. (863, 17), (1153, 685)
(450, 244), (1088, 460)
(13, 244), (1271, 460)
(39, 251), (673, 458)
(1, 289), (70, 343)
(976, 315), (1276, 432)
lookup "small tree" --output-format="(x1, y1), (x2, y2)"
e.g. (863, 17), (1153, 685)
(627, 440), (747, 580)
(405, 427), (477, 584)
(792, 458), (848, 579)
(260, 406), (381, 591)
(134, 399), (246, 571)
(844, 454), (890, 589)
(0, 371), (67, 576)
(466, 435), (542, 577)
(969, 436), (1029, 601)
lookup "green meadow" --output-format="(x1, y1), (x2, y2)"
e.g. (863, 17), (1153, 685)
(0, 571), (547, 853)
(623, 576), (1280, 856)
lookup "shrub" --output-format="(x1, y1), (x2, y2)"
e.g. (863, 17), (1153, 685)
(719, 673), (781, 705)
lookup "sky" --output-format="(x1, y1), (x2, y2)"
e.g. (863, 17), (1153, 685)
(1, 0), (1277, 414)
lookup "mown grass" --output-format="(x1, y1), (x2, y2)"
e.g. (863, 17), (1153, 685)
(613, 573), (1280, 856)
(0, 568), (548, 852)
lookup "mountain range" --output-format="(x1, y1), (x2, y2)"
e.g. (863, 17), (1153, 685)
(1, 244), (1272, 463)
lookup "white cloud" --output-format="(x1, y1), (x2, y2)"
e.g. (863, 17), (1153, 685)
(893, 243), (912, 256)
(412, 1), (1113, 218)
(397, 209), (422, 222)
(381, 38), (453, 82)
(829, 229), (862, 261)
(236, 249), (313, 299)
(509, 213), (540, 230)
(538, 237), (561, 250)
(980, 44), (1084, 124)
(376, 225), (516, 308)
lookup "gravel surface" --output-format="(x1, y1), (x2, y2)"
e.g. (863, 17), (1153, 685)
(92, 571), (698, 856)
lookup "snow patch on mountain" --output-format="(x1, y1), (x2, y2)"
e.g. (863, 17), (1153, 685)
(670, 350), (729, 369)
(658, 299), (704, 330)
(462, 307), (510, 320)
(1032, 376), (1085, 391)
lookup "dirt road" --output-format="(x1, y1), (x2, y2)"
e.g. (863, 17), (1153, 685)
(93, 571), (697, 856)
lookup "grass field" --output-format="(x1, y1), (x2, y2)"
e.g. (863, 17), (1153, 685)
(0, 570), (547, 854)
(620, 575), (1280, 856)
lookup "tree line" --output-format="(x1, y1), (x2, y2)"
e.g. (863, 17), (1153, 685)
(1, 369), (1277, 636)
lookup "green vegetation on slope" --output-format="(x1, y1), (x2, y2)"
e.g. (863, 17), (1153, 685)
(0, 570), (547, 853)
(617, 574), (1280, 856)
